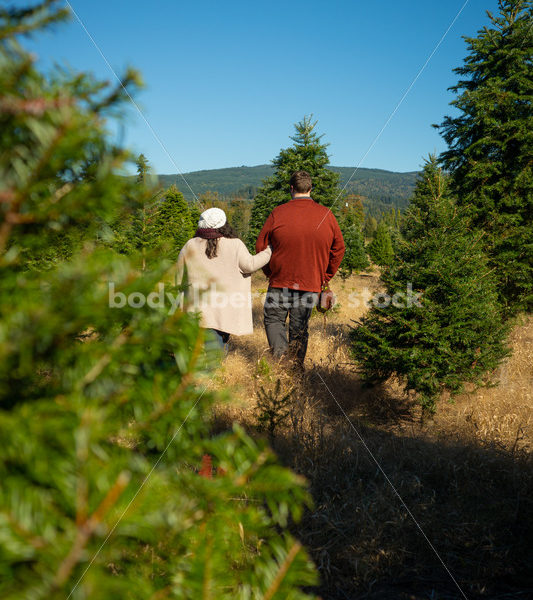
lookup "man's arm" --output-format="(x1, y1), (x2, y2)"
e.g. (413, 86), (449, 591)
(255, 212), (275, 278)
(324, 214), (345, 284)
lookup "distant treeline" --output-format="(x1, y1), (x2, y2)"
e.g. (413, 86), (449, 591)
(156, 165), (418, 216)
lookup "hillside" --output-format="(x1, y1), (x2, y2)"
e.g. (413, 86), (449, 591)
(158, 165), (419, 214)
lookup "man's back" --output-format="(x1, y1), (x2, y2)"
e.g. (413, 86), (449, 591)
(256, 196), (345, 292)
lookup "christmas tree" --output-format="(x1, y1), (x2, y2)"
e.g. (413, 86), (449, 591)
(247, 115), (344, 249)
(437, 0), (533, 313)
(367, 221), (394, 266)
(363, 215), (378, 239)
(120, 155), (161, 269)
(151, 184), (194, 261)
(351, 157), (510, 411)
(337, 196), (368, 277)
(0, 2), (318, 597)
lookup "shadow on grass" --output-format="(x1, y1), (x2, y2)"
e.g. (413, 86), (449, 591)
(290, 431), (532, 599)
(274, 367), (533, 599)
(211, 360), (533, 600)
(211, 299), (533, 599)
(303, 362), (415, 426)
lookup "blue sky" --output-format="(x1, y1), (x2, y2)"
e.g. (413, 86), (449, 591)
(27, 0), (500, 174)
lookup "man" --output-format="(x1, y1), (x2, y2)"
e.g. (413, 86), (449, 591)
(255, 170), (345, 369)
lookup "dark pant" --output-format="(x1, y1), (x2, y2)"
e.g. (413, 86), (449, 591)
(263, 287), (319, 364)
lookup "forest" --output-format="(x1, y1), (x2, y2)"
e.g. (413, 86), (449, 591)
(156, 164), (418, 215)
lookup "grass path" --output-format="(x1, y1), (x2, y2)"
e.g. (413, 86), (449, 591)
(209, 272), (533, 599)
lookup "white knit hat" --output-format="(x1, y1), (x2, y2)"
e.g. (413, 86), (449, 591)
(198, 207), (227, 229)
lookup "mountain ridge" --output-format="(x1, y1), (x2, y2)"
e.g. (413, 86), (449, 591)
(157, 164), (420, 214)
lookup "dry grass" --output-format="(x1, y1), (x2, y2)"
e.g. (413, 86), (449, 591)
(209, 271), (533, 599)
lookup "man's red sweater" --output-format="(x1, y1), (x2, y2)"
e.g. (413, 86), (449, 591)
(255, 196), (345, 293)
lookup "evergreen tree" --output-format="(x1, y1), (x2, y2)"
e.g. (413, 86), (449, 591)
(198, 190), (223, 207)
(227, 197), (251, 237)
(351, 158), (510, 411)
(127, 195), (159, 271)
(352, 196), (365, 225)
(107, 154), (153, 257)
(123, 156), (161, 269)
(363, 215), (378, 239)
(136, 153), (149, 184)
(381, 207), (402, 231)
(367, 221), (394, 266)
(247, 115), (344, 248)
(437, 0), (533, 313)
(338, 197), (368, 277)
(339, 223), (369, 279)
(152, 185), (194, 261)
(340, 194), (365, 228)
(380, 207), (404, 253)
(188, 199), (202, 230)
(0, 3), (318, 598)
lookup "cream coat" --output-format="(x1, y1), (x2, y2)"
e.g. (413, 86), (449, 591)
(175, 237), (272, 335)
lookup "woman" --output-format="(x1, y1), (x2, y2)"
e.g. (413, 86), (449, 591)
(176, 207), (271, 350)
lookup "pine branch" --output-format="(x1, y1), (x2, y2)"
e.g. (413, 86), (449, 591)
(0, 0), (69, 41)
(79, 330), (130, 388)
(129, 329), (204, 432)
(53, 471), (131, 589)
(261, 542), (302, 600)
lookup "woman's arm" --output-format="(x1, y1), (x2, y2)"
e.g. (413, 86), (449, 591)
(174, 248), (186, 287)
(255, 212), (274, 277)
(237, 241), (272, 274)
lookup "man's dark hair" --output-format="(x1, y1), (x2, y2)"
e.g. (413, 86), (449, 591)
(290, 170), (312, 194)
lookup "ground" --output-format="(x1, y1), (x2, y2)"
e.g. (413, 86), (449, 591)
(206, 270), (533, 600)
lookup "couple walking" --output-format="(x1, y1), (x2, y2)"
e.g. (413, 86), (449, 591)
(176, 170), (345, 369)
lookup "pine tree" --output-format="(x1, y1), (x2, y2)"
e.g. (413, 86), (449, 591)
(339, 223), (369, 278)
(122, 155), (162, 270)
(227, 197), (251, 236)
(0, 3), (318, 597)
(363, 215), (378, 239)
(351, 157), (510, 411)
(198, 190), (223, 207)
(107, 154), (151, 257)
(380, 207), (404, 254)
(247, 115), (344, 248)
(367, 221), (394, 266)
(337, 196), (368, 277)
(381, 207), (402, 232)
(151, 184), (194, 261)
(340, 194), (365, 228)
(437, 0), (533, 313)
(127, 197), (159, 270)
(188, 200), (201, 225)
(136, 153), (149, 183)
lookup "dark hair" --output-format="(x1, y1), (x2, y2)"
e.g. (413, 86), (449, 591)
(204, 222), (239, 259)
(290, 170), (312, 194)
